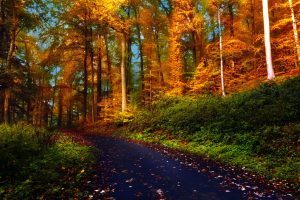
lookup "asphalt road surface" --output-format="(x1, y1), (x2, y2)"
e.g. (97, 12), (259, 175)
(86, 136), (296, 200)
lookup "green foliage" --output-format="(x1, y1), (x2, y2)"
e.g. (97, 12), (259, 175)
(115, 111), (135, 125)
(128, 76), (300, 183)
(0, 123), (53, 181)
(0, 124), (95, 199)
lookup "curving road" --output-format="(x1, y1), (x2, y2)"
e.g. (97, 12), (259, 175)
(85, 136), (296, 200)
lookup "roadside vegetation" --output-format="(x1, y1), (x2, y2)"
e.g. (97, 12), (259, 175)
(0, 124), (95, 199)
(118, 76), (300, 186)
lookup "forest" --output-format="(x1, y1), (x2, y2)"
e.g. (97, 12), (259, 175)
(0, 0), (300, 199)
(0, 0), (299, 125)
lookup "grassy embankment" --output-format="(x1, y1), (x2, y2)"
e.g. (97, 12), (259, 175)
(0, 124), (95, 199)
(118, 76), (300, 186)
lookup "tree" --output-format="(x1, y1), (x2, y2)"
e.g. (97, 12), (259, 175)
(0, 0), (40, 124)
(288, 0), (300, 65)
(262, 0), (275, 80)
(218, 7), (226, 96)
(121, 33), (127, 112)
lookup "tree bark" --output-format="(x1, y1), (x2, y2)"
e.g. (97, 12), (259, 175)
(104, 30), (112, 96)
(121, 33), (127, 112)
(50, 67), (58, 127)
(57, 86), (63, 127)
(262, 0), (275, 80)
(154, 30), (164, 86)
(134, 8), (145, 94)
(126, 33), (132, 95)
(228, 4), (234, 37)
(97, 34), (102, 118)
(192, 31), (199, 68)
(4, 0), (16, 124)
(67, 97), (72, 127)
(83, 20), (88, 122)
(288, 0), (300, 65)
(218, 9), (226, 96)
(90, 28), (95, 124)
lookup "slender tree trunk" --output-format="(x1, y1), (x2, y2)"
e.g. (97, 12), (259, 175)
(67, 97), (72, 127)
(24, 40), (33, 124)
(83, 22), (88, 122)
(251, 0), (256, 37)
(4, 0), (16, 124)
(154, 30), (164, 85)
(57, 86), (63, 127)
(90, 28), (95, 124)
(251, 0), (257, 69)
(192, 32), (199, 67)
(211, 18), (216, 41)
(218, 9), (226, 96)
(137, 26), (144, 91)
(97, 34), (102, 118)
(126, 9), (132, 96)
(50, 67), (58, 127)
(4, 90), (10, 124)
(126, 34), (132, 95)
(229, 4), (234, 37)
(262, 0), (275, 80)
(149, 69), (152, 104)
(121, 33), (127, 112)
(104, 31), (112, 95)
(288, 0), (300, 65)
(134, 8), (145, 94)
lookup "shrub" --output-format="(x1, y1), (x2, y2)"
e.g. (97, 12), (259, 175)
(0, 124), (95, 199)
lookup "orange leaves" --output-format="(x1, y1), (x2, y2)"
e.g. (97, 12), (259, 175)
(94, 0), (128, 12)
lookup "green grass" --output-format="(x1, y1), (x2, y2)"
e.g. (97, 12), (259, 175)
(0, 123), (95, 199)
(120, 76), (300, 186)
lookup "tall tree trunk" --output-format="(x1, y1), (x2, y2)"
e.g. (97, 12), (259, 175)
(218, 9), (226, 96)
(4, 0), (16, 124)
(288, 0), (300, 65)
(121, 33), (127, 112)
(251, 0), (256, 37)
(67, 97), (72, 127)
(134, 8), (145, 94)
(90, 28), (95, 124)
(97, 34), (102, 118)
(262, 0), (275, 80)
(126, 9), (132, 96)
(137, 26), (144, 92)
(251, 0), (257, 69)
(24, 39), (33, 124)
(57, 86), (63, 127)
(50, 67), (58, 127)
(126, 34), (132, 95)
(192, 31), (199, 68)
(154, 30), (164, 86)
(149, 69), (152, 104)
(4, 90), (10, 124)
(228, 4), (234, 37)
(211, 17), (216, 41)
(83, 23), (88, 123)
(104, 30), (112, 95)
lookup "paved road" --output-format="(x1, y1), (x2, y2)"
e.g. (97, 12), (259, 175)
(86, 136), (247, 200)
(85, 136), (299, 199)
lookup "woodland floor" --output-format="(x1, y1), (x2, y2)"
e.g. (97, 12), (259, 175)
(75, 128), (299, 200)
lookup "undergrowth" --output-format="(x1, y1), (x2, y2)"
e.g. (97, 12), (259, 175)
(0, 123), (95, 199)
